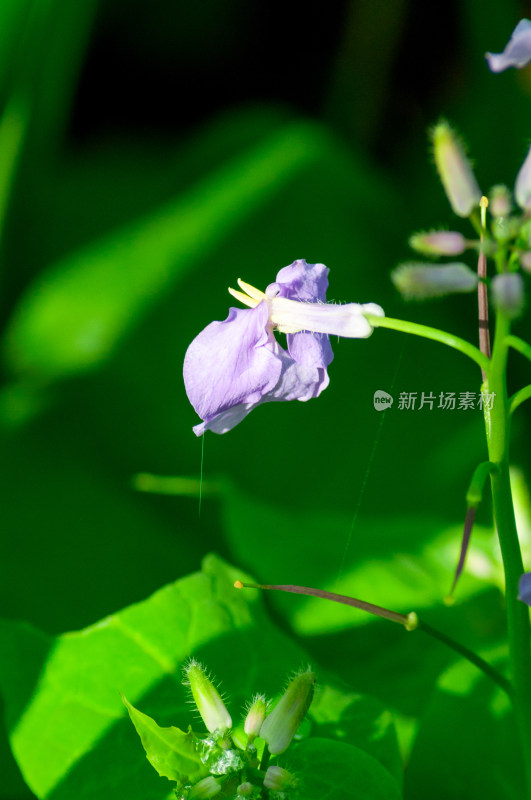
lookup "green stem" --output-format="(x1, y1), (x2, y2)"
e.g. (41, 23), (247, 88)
(509, 385), (531, 415)
(365, 314), (490, 375)
(485, 312), (531, 790)
(506, 335), (531, 364)
(416, 619), (511, 695)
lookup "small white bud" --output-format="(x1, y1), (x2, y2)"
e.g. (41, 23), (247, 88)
(392, 262), (478, 300)
(260, 669), (315, 755)
(188, 776), (221, 799)
(183, 660), (232, 734)
(409, 231), (467, 256)
(520, 252), (531, 272)
(489, 185), (512, 217)
(432, 121), (482, 217)
(244, 694), (268, 742)
(263, 766), (298, 791)
(491, 273), (525, 319)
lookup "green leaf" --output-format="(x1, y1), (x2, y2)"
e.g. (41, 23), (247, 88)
(0, 555), (401, 799)
(122, 696), (207, 784)
(309, 685), (402, 788)
(404, 658), (524, 799)
(3, 121), (332, 379)
(288, 738), (402, 800)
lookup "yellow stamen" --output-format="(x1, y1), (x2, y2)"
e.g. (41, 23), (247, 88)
(237, 278), (266, 301)
(228, 287), (261, 308)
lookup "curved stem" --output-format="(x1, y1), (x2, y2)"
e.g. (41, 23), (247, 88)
(506, 335), (531, 364)
(417, 619), (511, 695)
(365, 314), (490, 375)
(509, 385), (531, 415)
(235, 581), (510, 694)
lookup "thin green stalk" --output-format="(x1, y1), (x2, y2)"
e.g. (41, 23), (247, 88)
(507, 335), (531, 364)
(365, 314), (490, 375)
(509, 385), (531, 415)
(485, 312), (531, 790)
(416, 619), (511, 695)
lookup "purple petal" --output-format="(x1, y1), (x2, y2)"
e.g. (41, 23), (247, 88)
(193, 338), (329, 434)
(184, 302), (282, 431)
(266, 259), (329, 302)
(265, 339), (329, 402)
(267, 259), (333, 400)
(486, 19), (531, 72)
(518, 572), (531, 606)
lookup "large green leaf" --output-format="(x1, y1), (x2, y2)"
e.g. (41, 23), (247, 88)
(404, 659), (524, 799)
(288, 738), (402, 800)
(0, 555), (402, 799)
(309, 684), (402, 787)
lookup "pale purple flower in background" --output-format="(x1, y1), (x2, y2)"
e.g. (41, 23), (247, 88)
(515, 144), (531, 210)
(518, 572), (531, 605)
(486, 19), (531, 72)
(183, 259), (384, 435)
(491, 273), (525, 319)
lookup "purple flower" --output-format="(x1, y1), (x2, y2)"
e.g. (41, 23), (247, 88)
(486, 19), (531, 72)
(183, 259), (384, 435)
(518, 572), (531, 606)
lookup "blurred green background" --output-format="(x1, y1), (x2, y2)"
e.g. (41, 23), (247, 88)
(1, 1), (531, 797)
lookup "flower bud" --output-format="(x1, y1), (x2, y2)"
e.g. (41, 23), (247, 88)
(520, 251), (531, 273)
(515, 145), (531, 211)
(259, 669), (315, 755)
(188, 776), (221, 799)
(236, 783), (260, 799)
(488, 184), (511, 217)
(183, 660), (232, 734)
(391, 262), (478, 300)
(409, 231), (467, 256)
(432, 121), (481, 217)
(244, 694), (268, 742)
(519, 572), (531, 606)
(491, 273), (525, 319)
(263, 766), (298, 791)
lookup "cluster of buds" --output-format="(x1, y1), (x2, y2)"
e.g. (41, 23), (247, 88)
(175, 661), (314, 799)
(391, 120), (528, 316)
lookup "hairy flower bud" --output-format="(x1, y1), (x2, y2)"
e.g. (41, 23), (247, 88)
(489, 185), (512, 217)
(515, 145), (531, 211)
(491, 273), (525, 319)
(432, 121), (481, 217)
(259, 669), (315, 755)
(244, 694), (268, 742)
(263, 766), (298, 791)
(189, 776), (222, 799)
(391, 262), (478, 300)
(409, 230), (467, 256)
(183, 660), (232, 734)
